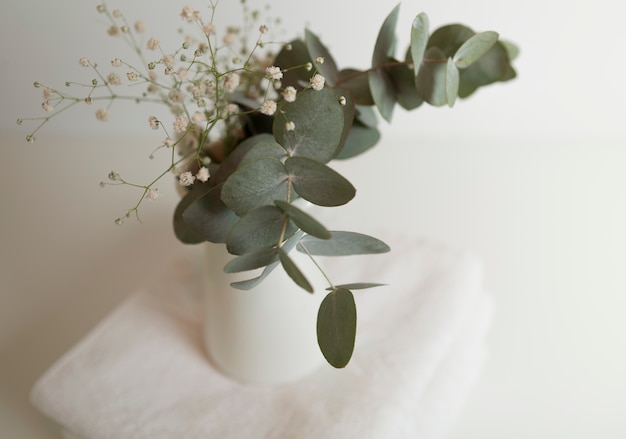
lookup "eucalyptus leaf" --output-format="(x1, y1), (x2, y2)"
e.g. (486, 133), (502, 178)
(328, 283), (387, 291)
(273, 88), (344, 164)
(410, 12), (429, 77)
(285, 157), (355, 207)
(387, 59), (423, 110)
(416, 47), (448, 106)
(317, 288), (357, 368)
(182, 185), (239, 244)
(273, 39), (312, 90)
(230, 231), (304, 290)
(336, 68), (374, 106)
(278, 248), (314, 293)
(427, 24), (475, 57)
(458, 41), (516, 97)
(453, 31), (499, 69)
(369, 67), (397, 122)
(221, 158), (289, 215)
(173, 182), (213, 244)
(305, 29), (340, 85)
(334, 121), (381, 160)
(372, 3), (401, 65)
(274, 200), (331, 240)
(239, 136), (287, 166)
(446, 58), (460, 107)
(298, 231), (390, 256)
(223, 246), (279, 273)
(226, 205), (296, 255)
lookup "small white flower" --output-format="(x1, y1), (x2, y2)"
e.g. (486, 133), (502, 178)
(282, 86), (297, 102)
(196, 166), (210, 182)
(96, 108), (109, 121)
(177, 68), (188, 81)
(310, 74), (325, 91)
(178, 171), (195, 186)
(203, 23), (215, 35)
(42, 87), (53, 100)
(42, 101), (54, 112)
(260, 100), (277, 116)
(305, 62), (313, 71)
(285, 121), (295, 131)
(339, 96), (347, 106)
(223, 73), (240, 93)
(107, 26), (121, 37)
(112, 9), (122, 18)
(146, 188), (160, 200)
(223, 32), (236, 45)
(316, 56), (325, 65)
(259, 25), (268, 34)
(148, 116), (159, 130)
(111, 58), (122, 67)
(126, 72), (138, 81)
(224, 103), (239, 116)
(162, 55), (175, 68)
(107, 72), (121, 85)
(146, 37), (159, 50)
(173, 115), (189, 134)
(180, 5), (196, 20)
(79, 57), (90, 67)
(192, 111), (206, 124)
(134, 20), (145, 33)
(164, 137), (173, 147)
(265, 66), (283, 80)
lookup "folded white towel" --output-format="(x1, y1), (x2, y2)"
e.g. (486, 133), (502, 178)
(31, 236), (492, 439)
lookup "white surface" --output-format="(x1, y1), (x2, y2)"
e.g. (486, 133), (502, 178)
(30, 237), (489, 439)
(1, 0), (626, 437)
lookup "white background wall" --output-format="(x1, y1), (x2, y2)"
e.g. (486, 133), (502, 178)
(1, 0), (625, 437)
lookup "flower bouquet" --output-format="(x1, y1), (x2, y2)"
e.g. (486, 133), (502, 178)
(19, 1), (517, 371)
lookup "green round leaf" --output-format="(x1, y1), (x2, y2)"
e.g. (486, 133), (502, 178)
(221, 158), (289, 215)
(226, 205), (296, 255)
(239, 137), (288, 167)
(410, 12), (429, 77)
(372, 3), (401, 65)
(416, 47), (448, 106)
(336, 69), (374, 106)
(278, 248), (313, 293)
(274, 200), (331, 240)
(317, 289), (357, 368)
(223, 247), (279, 273)
(273, 39), (312, 90)
(427, 24), (475, 57)
(453, 31), (499, 69)
(334, 121), (381, 160)
(298, 231), (390, 256)
(285, 157), (355, 207)
(446, 58), (460, 107)
(369, 67), (397, 122)
(273, 88), (344, 164)
(305, 29), (340, 85)
(182, 185), (239, 244)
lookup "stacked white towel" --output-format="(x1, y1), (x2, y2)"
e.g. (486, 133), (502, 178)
(31, 235), (492, 439)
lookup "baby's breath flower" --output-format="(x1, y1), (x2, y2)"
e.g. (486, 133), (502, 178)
(177, 68), (188, 81)
(196, 166), (210, 182)
(310, 73), (325, 91)
(134, 20), (145, 33)
(265, 66), (283, 80)
(224, 103), (239, 116)
(180, 5), (196, 20)
(285, 121), (295, 131)
(178, 171), (195, 186)
(282, 86), (297, 102)
(223, 73), (240, 93)
(126, 72), (138, 81)
(305, 62), (313, 71)
(164, 137), (174, 147)
(96, 108), (109, 121)
(42, 102), (54, 112)
(42, 87), (53, 99)
(203, 23), (215, 34)
(316, 56), (325, 64)
(260, 100), (277, 116)
(162, 55), (175, 68)
(259, 25), (268, 34)
(79, 57), (90, 67)
(111, 58), (122, 67)
(223, 32), (236, 45)
(96, 4), (106, 13)
(192, 111), (206, 125)
(107, 72), (121, 85)
(108, 171), (120, 181)
(107, 26), (121, 37)
(173, 115), (189, 134)
(146, 37), (159, 51)
(112, 9), (122, 18)
(146, 188), (160, 200)
(338, 95), (347, 106)
(148, 116), (159, 129)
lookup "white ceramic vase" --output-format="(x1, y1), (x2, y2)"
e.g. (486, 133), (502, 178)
(201, 242), (327, 385)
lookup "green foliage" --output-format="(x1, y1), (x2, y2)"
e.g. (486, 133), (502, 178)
(317, 288), (357, 368)
(172, 5), (517, 369)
